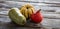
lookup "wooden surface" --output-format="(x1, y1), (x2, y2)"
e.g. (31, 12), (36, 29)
(0, 1), (60, 29)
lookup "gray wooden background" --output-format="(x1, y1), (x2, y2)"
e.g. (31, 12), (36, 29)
(0, 0), (60, 29)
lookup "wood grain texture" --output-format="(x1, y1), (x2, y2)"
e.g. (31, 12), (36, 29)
(0, 1), (60, 29)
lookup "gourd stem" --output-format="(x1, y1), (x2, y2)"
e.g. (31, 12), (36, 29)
(36, 9), (41, 13)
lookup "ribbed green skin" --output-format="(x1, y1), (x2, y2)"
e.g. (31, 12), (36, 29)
(8, 9), (26, 25)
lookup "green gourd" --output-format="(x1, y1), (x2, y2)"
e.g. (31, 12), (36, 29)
(8, 8), (26, 25)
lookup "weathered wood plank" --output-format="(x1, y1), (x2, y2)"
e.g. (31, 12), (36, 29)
(42, 18), (60, 28)
(0, 16), (60, 29)
(1, 10), (60, 19)
(4, 1), (60, 7)
(0, 0), (60, 29)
